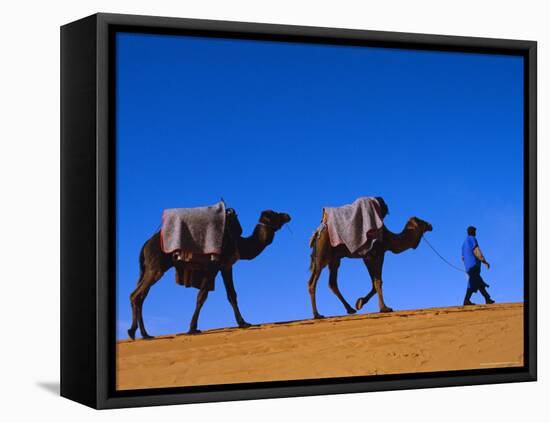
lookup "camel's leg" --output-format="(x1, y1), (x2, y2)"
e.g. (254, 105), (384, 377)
(187, 263), (218, 334)
(328, 259), (356, 315)
(307, 265), (325, 319)
(221, 267), (251, 328)
(365, 255), (393, 313)
(128, 286), (141, 340)
(356, 257), (378, 310)
(129, 286), (141, 340)
(374, 279), (393, 313)
(128, 270), (163, 340)
(188, 284), (210, 335)
(355, 285), (377, 311)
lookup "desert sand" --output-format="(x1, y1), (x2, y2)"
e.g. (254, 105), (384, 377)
(116, 302), (524, 390)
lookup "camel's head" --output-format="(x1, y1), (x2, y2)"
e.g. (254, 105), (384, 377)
(259, 210), (292, 231)
(408, 216), (433, 234)
(406, 216), (432, 249)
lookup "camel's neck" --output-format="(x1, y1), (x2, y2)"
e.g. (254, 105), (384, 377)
(382, 224), (423, 254)
(237, 224), (276, 260)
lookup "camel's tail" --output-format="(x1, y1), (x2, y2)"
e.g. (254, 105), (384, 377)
(309, 226), (322, 273)
(137, 241), (146, 284)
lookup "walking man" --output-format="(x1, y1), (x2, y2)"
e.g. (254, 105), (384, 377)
(461, 226), (495, 306)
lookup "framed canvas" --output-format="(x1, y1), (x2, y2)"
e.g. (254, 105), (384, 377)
(60, 13), (537, 409)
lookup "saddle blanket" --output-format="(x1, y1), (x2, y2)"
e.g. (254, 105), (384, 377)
(160, 201), (226, 255)
(323, 197), (384, 255)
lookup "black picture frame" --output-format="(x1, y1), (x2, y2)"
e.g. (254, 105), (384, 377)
(60, 12), (537, 409)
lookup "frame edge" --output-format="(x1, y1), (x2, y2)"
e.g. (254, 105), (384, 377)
(85, 12), (538, 409)
(60, 14), (99, 409)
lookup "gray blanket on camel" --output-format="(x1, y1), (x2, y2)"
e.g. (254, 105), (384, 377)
(323, 197), (384, 255)
(160, 201), (226, 255)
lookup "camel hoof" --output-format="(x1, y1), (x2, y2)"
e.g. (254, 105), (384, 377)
(142, 334), (155, 340)
(313, 314), (325, 320)
(347, 308), (357, 315)
(188, 329), (202, 335)
(239, 321), (252, 329)
(128, 328), (136, 341)
(380, 307), (394, 313)
(355, 298), (365, 311)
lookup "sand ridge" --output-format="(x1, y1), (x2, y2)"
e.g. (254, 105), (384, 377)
(116, 302), (524, 390)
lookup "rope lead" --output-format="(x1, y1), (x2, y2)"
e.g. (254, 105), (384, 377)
(422, 235), (467, 274)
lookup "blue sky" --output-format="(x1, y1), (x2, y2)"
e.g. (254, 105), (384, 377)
(116, 32), (524, 339)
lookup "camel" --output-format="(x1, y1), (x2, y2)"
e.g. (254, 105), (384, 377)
(307, 215), (433, 319)
(128, 209), (291, 339)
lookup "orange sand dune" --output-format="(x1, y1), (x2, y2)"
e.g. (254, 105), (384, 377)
(116, 302), (524, 390)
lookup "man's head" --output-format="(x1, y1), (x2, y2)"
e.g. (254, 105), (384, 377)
(467, 226), (477, 236)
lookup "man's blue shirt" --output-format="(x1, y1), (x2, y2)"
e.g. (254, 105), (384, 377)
(462, 235), (480, 271)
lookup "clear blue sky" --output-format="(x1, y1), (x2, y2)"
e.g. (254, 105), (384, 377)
(116, 32), (524, 339)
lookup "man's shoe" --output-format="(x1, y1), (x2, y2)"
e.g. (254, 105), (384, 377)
(463, 300), (476, 306)
(485, 299), (495, 305)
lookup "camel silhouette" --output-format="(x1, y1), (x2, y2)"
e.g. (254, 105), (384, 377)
(128, 209), (291, 339)
(308, 215), (433, 318)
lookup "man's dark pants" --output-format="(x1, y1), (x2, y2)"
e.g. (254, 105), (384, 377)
(464, 264), (492, 304)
